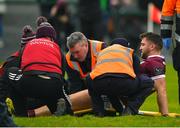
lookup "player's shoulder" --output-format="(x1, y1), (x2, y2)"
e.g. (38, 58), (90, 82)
(140, 55), (165, 72)
(146, 55), (165, 65)
(141, 55), (166, 79)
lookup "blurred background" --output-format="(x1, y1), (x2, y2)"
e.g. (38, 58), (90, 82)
(0, 0), (166, 61)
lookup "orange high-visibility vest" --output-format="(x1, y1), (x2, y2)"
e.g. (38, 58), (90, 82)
(161, 0), (180, 39)
(66, 40), (103, 78)
(161, 0), (180, 16)
(90, 44), (136, 80)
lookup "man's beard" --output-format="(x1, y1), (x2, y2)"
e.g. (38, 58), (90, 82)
(141, 52), (148, 59)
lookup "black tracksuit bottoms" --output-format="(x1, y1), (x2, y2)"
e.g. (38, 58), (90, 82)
(87, 74), (154, 115)
(10, 75), (69, 117)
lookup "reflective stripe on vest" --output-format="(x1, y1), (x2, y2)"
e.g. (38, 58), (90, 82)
(66, 40), (103, 78)
(71, 61), (79, 72)
(91, 40), (102, 56)
(160, 24), (172, 30)
(97, 48), (132, 63)
(90, 44), (136, 80)
(90, 40), (103, 69)
(175, 33), (180, 42)
(66, 52), (86, 78)
(177, 13), (180, 18)
(97, 47), (132, 67)
(161, 16), (173, 21)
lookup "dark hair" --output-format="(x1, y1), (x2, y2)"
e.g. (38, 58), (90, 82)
(139, 32), (163, 50)
(21, 25), (36, 45)
(36, 16), (48, 27)
(110, 38), (130, 47)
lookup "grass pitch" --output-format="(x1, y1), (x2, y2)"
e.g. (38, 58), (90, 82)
(14, 64), (180, 127)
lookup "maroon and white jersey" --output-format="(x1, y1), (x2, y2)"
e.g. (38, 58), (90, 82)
(140, 55), (166, 80)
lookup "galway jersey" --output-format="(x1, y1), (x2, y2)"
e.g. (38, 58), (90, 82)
(140, 55), (166, 80)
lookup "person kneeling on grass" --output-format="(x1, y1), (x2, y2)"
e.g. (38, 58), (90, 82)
(86, 38), (154, 117)
(7, 22), (73, 117)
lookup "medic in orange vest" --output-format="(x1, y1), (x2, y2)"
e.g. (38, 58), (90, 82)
(161, 0), (180, 50)
(87, 38), (153, 116)
(65, 32), (107, 94)
(161, 0), (180, 104)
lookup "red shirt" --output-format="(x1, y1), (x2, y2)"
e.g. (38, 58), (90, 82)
(21, 38), (62, 74)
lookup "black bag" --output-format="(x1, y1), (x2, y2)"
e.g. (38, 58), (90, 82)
(172, 45), (180, 71)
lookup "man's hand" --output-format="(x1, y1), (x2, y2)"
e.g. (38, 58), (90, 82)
(162, 38), (171, 50)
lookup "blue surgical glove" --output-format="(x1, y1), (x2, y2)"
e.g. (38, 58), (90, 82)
(162, 38), (171, 50)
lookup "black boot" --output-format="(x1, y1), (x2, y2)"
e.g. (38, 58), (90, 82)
(121, 106), (134, 116)
(54, 98), (73, 116)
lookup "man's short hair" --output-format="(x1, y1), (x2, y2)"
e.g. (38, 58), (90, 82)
(139, 32), (163, 50)
(67, 32), (87, 49)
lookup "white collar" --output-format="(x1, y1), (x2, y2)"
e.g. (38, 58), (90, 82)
(147, 55), (165, 59)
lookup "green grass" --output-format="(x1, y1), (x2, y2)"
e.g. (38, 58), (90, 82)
(14, 64), (180, 127)
(14, 115), (180, 127)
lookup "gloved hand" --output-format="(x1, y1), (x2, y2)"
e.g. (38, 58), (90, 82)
(162, 38), (171, 50)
